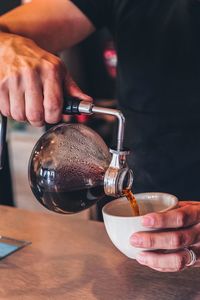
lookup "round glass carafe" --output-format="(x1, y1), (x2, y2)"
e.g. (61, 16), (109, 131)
(29, 123), (111, 214)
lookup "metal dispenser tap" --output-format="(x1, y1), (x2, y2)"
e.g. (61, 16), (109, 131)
(63, 97), (133, 197)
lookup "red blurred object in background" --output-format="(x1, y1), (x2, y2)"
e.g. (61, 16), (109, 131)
(75, 114), (90, 123)
(62, 114), (90, 124)
(103, 42), (117, 79)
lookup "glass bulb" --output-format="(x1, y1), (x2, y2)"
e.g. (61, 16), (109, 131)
(29, 123), (111, 214)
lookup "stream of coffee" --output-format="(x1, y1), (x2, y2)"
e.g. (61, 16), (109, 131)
(123, 189), (140, 216)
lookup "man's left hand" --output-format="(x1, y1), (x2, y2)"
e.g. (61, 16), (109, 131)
(130, 201), (200, 272)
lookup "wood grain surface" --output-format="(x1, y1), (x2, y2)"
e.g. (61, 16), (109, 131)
(0, 205), (199, 300)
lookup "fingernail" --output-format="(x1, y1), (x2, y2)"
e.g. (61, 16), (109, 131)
(142, 216), (154, 227)
(136, 253), (146, 264)
(130, 234), (143, 246)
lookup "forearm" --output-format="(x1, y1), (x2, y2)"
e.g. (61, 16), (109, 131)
(0, 0), (95, 53)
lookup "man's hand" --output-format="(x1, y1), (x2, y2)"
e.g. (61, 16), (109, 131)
(130, 201), (200, 272)
(0, 33), (91, 126)
(0, 0), (95, 126)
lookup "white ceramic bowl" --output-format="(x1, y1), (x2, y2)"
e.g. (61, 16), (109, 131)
(102, 192), (178, 259)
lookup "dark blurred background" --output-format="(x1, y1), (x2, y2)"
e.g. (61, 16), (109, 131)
(0, 0), (21, 14)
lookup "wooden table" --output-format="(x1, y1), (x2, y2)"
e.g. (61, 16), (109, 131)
(0, 206), (200, 300)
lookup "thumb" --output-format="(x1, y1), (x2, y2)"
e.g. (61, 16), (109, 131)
(64, 72), (93, 102)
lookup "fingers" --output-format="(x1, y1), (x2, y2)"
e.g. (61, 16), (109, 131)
(131, 202), (200, 272)
(24, 69), (44, 127)
(130, 224), (200, 250)
(136, 248), (198, 272)
(141, 202), (200, 229)
(8, 74), (25, 122)
(178, 201), (200, 207)
(41, 62), (63, 124)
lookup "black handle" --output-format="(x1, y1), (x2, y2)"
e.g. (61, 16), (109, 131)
(63, 95), (81, 115)
(0, 114), (7, 170)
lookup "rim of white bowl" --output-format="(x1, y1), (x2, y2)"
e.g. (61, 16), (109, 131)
(102, 192), (178, 219)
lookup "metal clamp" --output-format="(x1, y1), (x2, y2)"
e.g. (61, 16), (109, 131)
(104, 149), (133, 196)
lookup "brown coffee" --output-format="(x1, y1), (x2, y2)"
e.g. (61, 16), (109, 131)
(123, 189), (140, 216)
(30, 183), (105, 214)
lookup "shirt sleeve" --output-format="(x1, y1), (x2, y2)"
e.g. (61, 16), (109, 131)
(70, 0), (113, 29)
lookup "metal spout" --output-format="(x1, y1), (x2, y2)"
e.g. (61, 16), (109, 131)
(78, 100), (125, 152)
(63, 96), (126, 152)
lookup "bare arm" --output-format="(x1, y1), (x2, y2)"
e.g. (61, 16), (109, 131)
(0, 0), (95, 126)
(0, 0), (95, 52)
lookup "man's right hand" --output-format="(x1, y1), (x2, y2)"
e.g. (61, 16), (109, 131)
(0, 33), (92, 127)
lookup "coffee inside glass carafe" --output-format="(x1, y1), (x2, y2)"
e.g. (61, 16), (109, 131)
(29, 123), (111, 213)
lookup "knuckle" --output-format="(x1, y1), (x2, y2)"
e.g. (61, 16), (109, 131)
(181, 232), (191, 247)
(11, 109), (25, 122)
(176, 211), (186, 227)
(13, 113), (25, 122)
(23, 69), (34, 82)
(45, 114), (61, 124)
(49, 63), (58, 73)
(0, 104), (10, 117)
(44, 61), (63, 80)
(34, 122), (44, 128)
(9, 74), (21, 88)
(45, 100), (61, 114)
(0, 79), (8, 91)
(27, 111), (43, 123)
(155, 214), (165, 227)
(54, 59), (62, 69)
(1, 108), (11, 117)
(170, 233), (183, 249)
(192, 207), (199, 224)
(174, 254), (185, 271)
(146, 234), (155, 248)
(47, 61), (61, 74)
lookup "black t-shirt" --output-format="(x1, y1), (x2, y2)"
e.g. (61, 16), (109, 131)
(71, 0), (200, 199)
